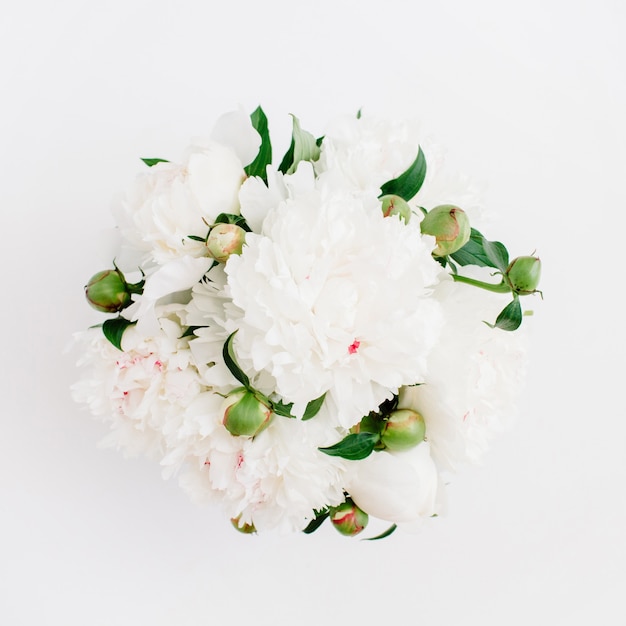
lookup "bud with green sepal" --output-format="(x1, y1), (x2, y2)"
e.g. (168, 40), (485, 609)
(380, 408), (426, 451)
(420, 204), (471, 256)
(329, 498), (369, 536)
(380, 194), (412, 223)
(206, 223), (246, 263)
(231, 515), (256, 534)
(222, 388), (273, 437)
(84, 266), (144, 313)
(504, 256), (542, 296)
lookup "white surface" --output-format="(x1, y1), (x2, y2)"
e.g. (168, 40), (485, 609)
(2, 1), (625, 624)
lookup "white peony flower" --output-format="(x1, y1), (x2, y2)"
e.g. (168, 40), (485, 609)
(71, 304), (216, 465)
(315, 112), (423, 195)
(238, 162), (316, 233)
(113, 111), (260, 268)
(399, 270), (529, 470)
(343, 443), (440, 524)
(223, 184), (444, 428)
(179, 415), (348, 534)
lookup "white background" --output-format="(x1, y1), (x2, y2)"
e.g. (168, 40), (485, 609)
(2, 1), (625, 624)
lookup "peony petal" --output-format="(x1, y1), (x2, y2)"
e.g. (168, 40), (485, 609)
(210, 107), (261, 167)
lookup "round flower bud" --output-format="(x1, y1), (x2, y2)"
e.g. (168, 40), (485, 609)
(231, 516), (256, 534)
(505, 256), (541, 295)
(420, 204), (471, 256)
(380, 194), (412, 223)
(222, 389), (273, 437)
(380, 409), (426, 451)
(84, 269), (132, 313)
(329, 499), (369, 536)
(206, 223), (246, 263)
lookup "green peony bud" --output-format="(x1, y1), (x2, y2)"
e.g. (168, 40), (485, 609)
(206, 223), (246, 263)
(505, 256), (541, 295)
(380, 194), (412, 223)
(380, 408), (426, 451)
(329, 499), (369, 536)
(222, 389), (273, 437)
(231, 516), (256, 534)
(420, 204), (471, 256)
(84, 269), (132, 313)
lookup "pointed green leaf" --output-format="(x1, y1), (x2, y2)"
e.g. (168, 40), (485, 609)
(278, 115), (321, 175)
(302, 393), (326, 420)
(483, 239), (510, 272)
(180, 326), (202, 338)
(222, 331), (251, 388)
(271, 393), (326, 420)
(102, 317), (135, 351)
(271, 399), (296, 418)
(303, 510), (329, 534)
(319, 432), (380, 461)
(485, 297), (522, 331)
(451, 228), (508, 270)
(379, 147), (427, 202)
(141, 158), (169, 167)
(213, 212), (251, 232)
(244, 106), (272, 183)
(363, 524), (397, 541)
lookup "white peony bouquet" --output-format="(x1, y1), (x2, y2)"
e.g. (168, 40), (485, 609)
(72, 107), (542, 538)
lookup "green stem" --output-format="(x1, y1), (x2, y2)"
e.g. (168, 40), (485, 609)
(451, 273), (511, 294)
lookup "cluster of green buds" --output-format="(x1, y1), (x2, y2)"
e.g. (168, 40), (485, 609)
(84, 266), (144, 313)
(420, 204), (471, 257)
(222, 388), (273, 437)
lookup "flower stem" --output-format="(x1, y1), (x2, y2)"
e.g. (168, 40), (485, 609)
(451, 273), (511, 294)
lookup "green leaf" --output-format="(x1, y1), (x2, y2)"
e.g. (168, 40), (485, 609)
(102, 317), (135, 351)
(363, 524), (397, 541)
(180, 326), (202, 338)
(485, 297), (523, 331)
(187, 235), (207, 242)
(278, 115), (321, 175)
(270, 393), (326, 420)
(271, 400), (296, 418)
(141, 158), (169, 167)
(379, 147), (427, 202)
(451, 228), (508, 270)
(244, 106), (272, 183)
(222, 331), (251, 388)
(213, 213), (252, 232)
(319, 432), (380, 461)
(302, 393), (326, 420)
(303, 510), (329, 534)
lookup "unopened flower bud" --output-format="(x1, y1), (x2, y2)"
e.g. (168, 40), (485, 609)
(505, 256), (541, 295)
(380, 195), (412, 223)
(231, 516), (256, 534)
(84, 269), (132, 313)
(206, 223), (246, 263)
(420, 204), (471, 256)
(222, 389), (273, 437)
(329, 499), (369, 536)
(380, 409), (426, 451)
